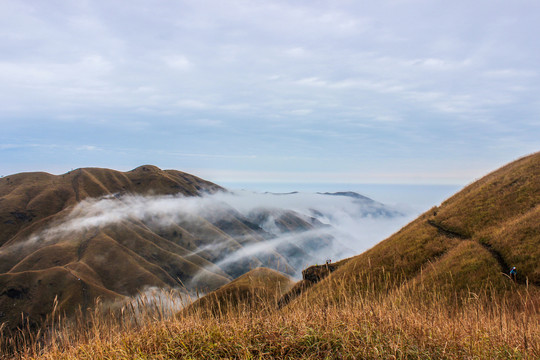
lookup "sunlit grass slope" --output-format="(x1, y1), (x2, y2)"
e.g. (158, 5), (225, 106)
(6, 275), (539, 359)
(184, 267), (294, 316)
(300, 152), (540, 301)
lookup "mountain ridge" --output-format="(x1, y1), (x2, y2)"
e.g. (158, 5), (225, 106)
(0, 165), (348, 330)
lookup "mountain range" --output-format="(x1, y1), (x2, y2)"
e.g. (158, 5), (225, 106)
(5, 150), (537, 335)
(0, 165), (399, 330)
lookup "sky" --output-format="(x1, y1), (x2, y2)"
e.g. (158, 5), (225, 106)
(1, 0), (539, 186)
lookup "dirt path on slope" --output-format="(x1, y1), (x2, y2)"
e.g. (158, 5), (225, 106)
(426, 219), (540, 287)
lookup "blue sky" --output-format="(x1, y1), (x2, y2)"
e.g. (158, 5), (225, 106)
(1, 0), (539, 185)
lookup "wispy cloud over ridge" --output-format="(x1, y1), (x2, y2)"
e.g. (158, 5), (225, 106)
(5, 190), (413, 280)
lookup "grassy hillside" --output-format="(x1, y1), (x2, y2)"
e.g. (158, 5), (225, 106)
(2, 153), (540, 359)
(294, 152), (540, 303)
(0, 165), (339, 331)
(0, 166), (230, 331)
(0, 165), (223, 247)
(4, 269), (538, 359)
(184, 267), (294, 316)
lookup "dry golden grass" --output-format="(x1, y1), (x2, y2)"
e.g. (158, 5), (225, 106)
(184, 268), (295, 316)
(2, 273), (538, 360)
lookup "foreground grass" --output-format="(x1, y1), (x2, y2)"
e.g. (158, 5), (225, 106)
(2, 279), (539, 360)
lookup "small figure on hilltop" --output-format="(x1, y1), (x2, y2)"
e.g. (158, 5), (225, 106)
(326, 259), (332, 265)
(509, 266), (517, 280)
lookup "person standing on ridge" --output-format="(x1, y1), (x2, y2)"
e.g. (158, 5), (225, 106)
(509, 266), (517, 281)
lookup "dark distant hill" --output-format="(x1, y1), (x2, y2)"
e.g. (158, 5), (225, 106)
(317, 191), (374, 202)
(316, 191), (403, 217)
(0, 166), (340, 330)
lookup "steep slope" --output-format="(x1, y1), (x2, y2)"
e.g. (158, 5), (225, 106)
(285, 152), (540, 304)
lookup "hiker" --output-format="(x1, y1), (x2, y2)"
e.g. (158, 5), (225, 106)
(509, 266), (517, 280)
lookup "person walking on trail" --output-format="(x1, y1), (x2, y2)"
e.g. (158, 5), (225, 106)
(509, 266), (517, 280)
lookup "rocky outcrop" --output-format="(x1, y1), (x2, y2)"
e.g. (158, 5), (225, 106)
(277, 262), (338, 308)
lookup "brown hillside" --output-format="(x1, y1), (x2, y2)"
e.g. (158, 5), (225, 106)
(183, 267), (294, 316)
(0, 165), (223, 247)
(0, 166), (229, 330)
(0, 165), (339, 331)
(290, 152), (540, 303)
(0, 266), (120, 329)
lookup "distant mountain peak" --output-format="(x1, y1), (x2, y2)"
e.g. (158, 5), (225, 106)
(263, 191), (299, 195)
(317, 191), (374, 202)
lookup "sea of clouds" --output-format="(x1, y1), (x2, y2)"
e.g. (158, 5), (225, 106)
(6, 190), (415, 267)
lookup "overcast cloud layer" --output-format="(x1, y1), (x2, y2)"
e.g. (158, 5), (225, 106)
(1, 1), (539, 184)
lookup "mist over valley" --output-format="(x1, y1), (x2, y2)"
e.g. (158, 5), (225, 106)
(0, 166), (419, 331)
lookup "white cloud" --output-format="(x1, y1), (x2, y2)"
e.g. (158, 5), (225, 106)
(164, 55), (192, 70)
(188, 118), (223, 127)
(290, 109), (312, 116)
(0, 61), (54, 84)
(284, 47), (309, 57)
(482, 69), (537, 79)
(295, 77), (327, 87)
(77, 145), (101, 151)
(4, 191), (413, 279)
